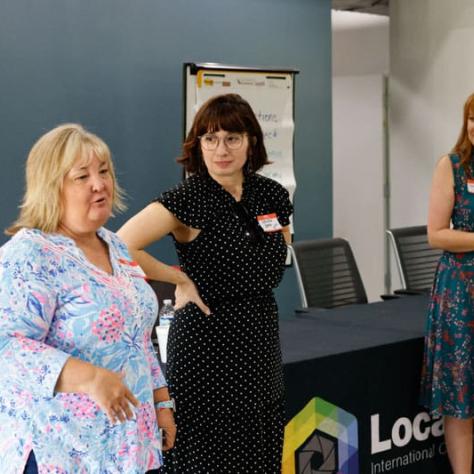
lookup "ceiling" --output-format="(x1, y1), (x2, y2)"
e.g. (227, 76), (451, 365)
(332, 0), (389, 16)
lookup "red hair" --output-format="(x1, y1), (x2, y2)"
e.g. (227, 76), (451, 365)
(452, 93), (474, 177)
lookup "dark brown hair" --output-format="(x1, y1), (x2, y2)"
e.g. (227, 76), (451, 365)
(178, 93), (270, 175)
(452, 92), (474, 177)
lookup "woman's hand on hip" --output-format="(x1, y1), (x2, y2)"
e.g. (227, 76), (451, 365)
(175, 276), (211, 316)
(87, 367), (140, 424)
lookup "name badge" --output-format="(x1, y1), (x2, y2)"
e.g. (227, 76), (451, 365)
(257, 213), (283, 233)
(468, 180), (474, 194)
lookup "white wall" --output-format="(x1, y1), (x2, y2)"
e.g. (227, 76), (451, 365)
(390, 0), (474, 228)
(333, 75), (386, 301)
(389, 0), (474, 289)
(332, 11), (389, 300)
(332, 11), (389, 77)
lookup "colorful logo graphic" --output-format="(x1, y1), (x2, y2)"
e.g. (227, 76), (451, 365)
(283, 397), (359, 474)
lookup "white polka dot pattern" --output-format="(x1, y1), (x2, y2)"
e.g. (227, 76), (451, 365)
(156, 173), (293, 473)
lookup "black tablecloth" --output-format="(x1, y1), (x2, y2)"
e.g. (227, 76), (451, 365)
(281, 295), (429, 362)
(280, 295), (451, 474)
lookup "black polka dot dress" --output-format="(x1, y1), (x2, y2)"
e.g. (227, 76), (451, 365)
(156, 173), (293, 474)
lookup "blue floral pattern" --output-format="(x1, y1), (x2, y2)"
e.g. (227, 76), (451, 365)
(0, 227), (165, 473)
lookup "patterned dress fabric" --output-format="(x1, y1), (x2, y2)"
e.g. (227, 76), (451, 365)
(421, 154), (474, 418)
(0, 227), (165, 473)
(157, 173), (293, 474)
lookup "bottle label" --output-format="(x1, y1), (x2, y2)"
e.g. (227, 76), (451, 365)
(160, 314), (174, 326)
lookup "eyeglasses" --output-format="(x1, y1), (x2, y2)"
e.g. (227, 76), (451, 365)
(231, 201), (265, 245)
(199, 133), (246, 151)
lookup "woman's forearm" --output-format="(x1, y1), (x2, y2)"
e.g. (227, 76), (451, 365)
(54, 356), (98, 394)
(55, 357), (140, 423)
(153, 387), (172, 403)
(117, 202), (184, 285)
(118, 204), (210, 314)
(428, 228), (474, 252)
(130, 248), (188, 285)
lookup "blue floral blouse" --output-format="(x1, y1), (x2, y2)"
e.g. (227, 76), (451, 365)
(0, 227), (165, 473)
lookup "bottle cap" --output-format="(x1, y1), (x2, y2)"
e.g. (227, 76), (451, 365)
(163, 299), (172, 305)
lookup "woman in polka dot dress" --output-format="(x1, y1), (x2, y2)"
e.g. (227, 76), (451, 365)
(118, 93), (293, 473)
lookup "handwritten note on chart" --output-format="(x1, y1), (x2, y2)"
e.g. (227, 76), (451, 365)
(188, 69), (296, 207)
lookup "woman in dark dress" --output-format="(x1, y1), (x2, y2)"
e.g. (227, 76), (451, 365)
(420, 92), (474, 474)
(118, 94), (293, 473)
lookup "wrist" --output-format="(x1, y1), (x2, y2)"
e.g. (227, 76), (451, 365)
(154, 399), (176, 412)
(175, 272), (190, 286)
(82, 365), (104, 394)
(153, 387), (171, 403)
(62, 359), (100, 394)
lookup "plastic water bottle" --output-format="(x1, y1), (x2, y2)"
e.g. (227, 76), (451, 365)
(159, 299), (175, 326)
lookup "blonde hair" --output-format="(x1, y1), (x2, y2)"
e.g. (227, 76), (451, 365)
(6, 123), (126, 235)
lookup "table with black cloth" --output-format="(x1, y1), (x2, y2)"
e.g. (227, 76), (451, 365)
(281, 295), (451, 474)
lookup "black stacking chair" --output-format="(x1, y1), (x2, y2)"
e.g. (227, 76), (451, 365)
(290, 238), (368, 309)
(386, 225), (442, 294)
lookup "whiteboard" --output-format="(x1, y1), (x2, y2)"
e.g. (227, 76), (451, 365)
(184, 63), (298, 207)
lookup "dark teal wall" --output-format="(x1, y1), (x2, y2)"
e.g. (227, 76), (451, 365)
(0, 0), (332, 317)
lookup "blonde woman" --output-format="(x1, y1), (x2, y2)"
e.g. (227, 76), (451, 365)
(0, 124), (175, 473)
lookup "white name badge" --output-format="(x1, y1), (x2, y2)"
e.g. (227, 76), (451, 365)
(468, 180), (474, 194)
(257, 213), (283, 233)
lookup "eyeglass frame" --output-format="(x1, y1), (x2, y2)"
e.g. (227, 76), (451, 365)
(198, 132), (248, 151)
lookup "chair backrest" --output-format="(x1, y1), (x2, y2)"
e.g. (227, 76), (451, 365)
(290, 238), (368, 309)
(386, 225), (442, 292)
